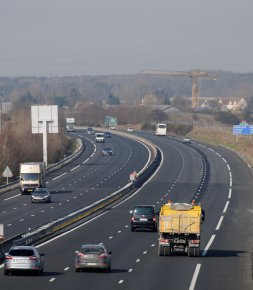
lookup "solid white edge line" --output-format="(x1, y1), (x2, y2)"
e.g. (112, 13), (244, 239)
(82, 158), (89, 164)
(189, 264), (201, 290)
(223, 201), (230, 213)
(202, 234), (216, 256)
(52, 172), (67, 181)
(4, 194), (21, 201)
(70, 165), (80, 171)
(215, 216), (224, 230)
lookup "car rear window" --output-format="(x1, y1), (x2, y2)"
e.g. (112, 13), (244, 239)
(134, 207), (154, 215)
(9, 249), (35, 256)
(81, 247), (104, 254)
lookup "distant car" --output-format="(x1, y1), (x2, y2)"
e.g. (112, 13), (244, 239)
(183, 137), (191, 144)
(95, 133), (105, 143)
(127, 127), (134, 132)
(102, 147), (113, 156)
(87, 127), (95, 135)
(75, 244), (112, 272)
(31, 187), (51, 203)
(4, 245), (44, 275)
(104, 131), (112, 138)
(130, 205), (157, 232)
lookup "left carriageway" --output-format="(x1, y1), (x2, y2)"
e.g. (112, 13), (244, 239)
(0, 130), (150, 239)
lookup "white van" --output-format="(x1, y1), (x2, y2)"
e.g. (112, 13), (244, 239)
(95, 133), (105, 143)
(156, 123), (167, 136)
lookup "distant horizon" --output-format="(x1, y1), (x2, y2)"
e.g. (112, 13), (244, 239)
(1, 68), (253, 79)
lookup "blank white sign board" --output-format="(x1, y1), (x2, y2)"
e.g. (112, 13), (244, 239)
(31, 105), (58, 134)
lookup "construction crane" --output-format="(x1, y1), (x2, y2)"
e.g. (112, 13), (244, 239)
(142, 70), (215, 108)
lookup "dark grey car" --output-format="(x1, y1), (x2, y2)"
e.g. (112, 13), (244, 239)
(75, 244), (112, 272)
(130, 205), (157, 232)
(4, 246), (44, 275)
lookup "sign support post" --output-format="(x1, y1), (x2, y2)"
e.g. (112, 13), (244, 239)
(31, 106), (59, 168)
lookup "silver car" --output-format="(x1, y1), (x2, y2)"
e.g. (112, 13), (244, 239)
(102, 147), (113, 156)
(75, 244), (112, 272)
(4, 245), (44, 275)
(31, 187), (51, 203)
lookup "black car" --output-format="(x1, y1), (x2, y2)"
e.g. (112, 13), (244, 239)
(104, 131), (112, 138)
(130, 205), (157, 232)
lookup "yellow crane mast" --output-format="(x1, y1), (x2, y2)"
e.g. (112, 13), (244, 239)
(142, 70), (214, 108)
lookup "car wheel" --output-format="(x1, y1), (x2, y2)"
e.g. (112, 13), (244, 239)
(4, 269), (9, 275)
(131, 226), (135, 232)
(105, 266), (111, 273)
(76, 268), (81, 272)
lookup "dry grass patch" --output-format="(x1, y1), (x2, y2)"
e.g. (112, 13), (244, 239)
(189, 127), (253, 165)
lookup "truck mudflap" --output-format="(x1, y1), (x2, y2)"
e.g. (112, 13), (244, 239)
(158, 236), (200, 257)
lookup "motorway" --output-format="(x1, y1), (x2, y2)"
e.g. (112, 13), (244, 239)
(0, 131), (149, 239)
(1, 132), (253, 289)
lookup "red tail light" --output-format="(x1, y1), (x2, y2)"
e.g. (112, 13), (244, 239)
(29, 256), (38, 261)
(5, 255), (13, 260)
(99, 254), (107, 259)
(190, 240), (199, 244)
(153, 217), (156, 222)
(76, 252), (84, 257)
(131, 217), (135, 221)
(160, 238), (168, 243)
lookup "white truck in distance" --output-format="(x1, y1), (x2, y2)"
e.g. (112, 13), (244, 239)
(19, 162), (46, 194)
(65, 118), (75, 132)
(156, 123), (167, 136)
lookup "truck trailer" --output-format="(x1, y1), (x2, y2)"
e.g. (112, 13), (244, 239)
(19, 162), (46, 194)
(158, 202), (205, 257)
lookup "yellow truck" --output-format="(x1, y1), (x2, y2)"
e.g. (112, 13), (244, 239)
(158, 202), (205, 257)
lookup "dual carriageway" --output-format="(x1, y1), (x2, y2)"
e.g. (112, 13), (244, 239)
(0, 129), (252, 290)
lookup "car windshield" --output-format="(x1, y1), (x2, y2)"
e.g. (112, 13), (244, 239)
(134, 207), (154, 215)
(81, 247), (105, 254)
(96, 134), (104, 137)
(103, 148), (111, 151)
(34, 189), (48, 194)
(9, 249), (35, 256)
(20, 173), (38, 181)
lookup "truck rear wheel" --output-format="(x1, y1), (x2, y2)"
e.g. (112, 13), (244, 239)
(188, 247), (200, 257)
(164, 246), (172, 256)
(158, 245), (164, 256)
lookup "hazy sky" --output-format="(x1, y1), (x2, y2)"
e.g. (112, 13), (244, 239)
(0, 0), (252, 76)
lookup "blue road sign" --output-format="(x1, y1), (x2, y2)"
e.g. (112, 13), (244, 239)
(233, 125), (253, 135)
